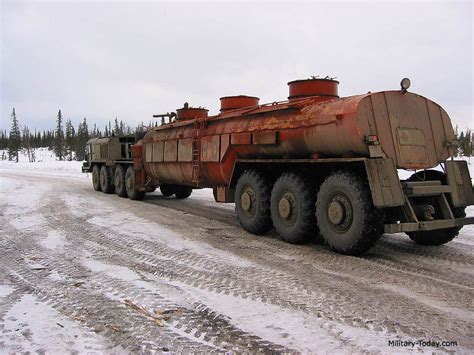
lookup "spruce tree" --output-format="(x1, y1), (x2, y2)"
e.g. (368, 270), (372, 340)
(54, 109), (65, 160)
(22, 125), (35, 162)
(75, 117), (89, 161)
(65, 118), (76, 160)
(8, 107), (21, 162)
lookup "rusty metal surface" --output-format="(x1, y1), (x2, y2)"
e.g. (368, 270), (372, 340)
(287, 78), (339, 100)
(153, 141), (164, 162)
(178, 138), (193, 162)
(201, 135), (220, 162)
(220, 95), (259, 112)
(230, 132), (252, 145)
(164, 140), (178, 162)
(253, 131), (277, 145)
(176, 107), (208, 121)
(359, 92), (454, 169)
(141, 88), (458, 189)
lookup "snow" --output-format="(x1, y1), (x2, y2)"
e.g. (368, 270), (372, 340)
(0, 177), (50, 217)
(41, 230), (66, 250)
(82, 257), (140, 282)
(65, 193), (254, 269)
(0, 147), (473, 352)
(0, 148), (86, 182)
(2, 294), (106, 353)
(165, 278), (395, 353)
(0, 285), (15, 299)
(48, 270), (66, 282)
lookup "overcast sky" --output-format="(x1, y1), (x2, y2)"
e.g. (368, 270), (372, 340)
(1, 0), (472, 133)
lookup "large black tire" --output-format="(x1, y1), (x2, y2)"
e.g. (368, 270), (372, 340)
(114, 165), (128, 198)
(235, 170), (272, 235)
(125, 166), (145, 201)
(174, 186), (193, 199)
(316, 171), (383, 255)
(270, 173), (317, 244)
(407, 170), (465, 245)
(407, 209), (466, 245)
(100, 165), (115, 194)
(92, 165), (101, 191)
(160, 184), (175, 197)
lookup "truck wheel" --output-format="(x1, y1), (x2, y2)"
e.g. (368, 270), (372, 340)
(316, 171), (383, 255)
(407, 209), (466, 245)
(270, 173), (317, 244)
(100, 166), (115, 194)
(114, 165), (128, 198)
(160, 184), (174, 197)
(407, 170), (465, 245)
(92, 165), (101, 191)
(175, 186), (193, 199)
(235, 170), (272, 235)
(125, 166), (145, 200)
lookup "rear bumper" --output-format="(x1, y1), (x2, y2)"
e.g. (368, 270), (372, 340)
(384, 217), (474, 233)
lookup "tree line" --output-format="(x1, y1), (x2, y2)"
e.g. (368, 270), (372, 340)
(2, 107), (149, 162)
(1, 107), (473, 163)
(454, 126), (473, 158)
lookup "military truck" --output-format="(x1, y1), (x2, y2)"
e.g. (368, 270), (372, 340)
(82, 77), (474, 255)
(82, 135), (139, 197)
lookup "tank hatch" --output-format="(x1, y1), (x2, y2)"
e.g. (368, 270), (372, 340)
(220, 95), (260, 112)
(288, 77), (339, 101)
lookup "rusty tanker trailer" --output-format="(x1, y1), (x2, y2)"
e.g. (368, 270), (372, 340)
(83, 78), (474, 255)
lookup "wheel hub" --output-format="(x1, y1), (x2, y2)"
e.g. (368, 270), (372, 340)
(278, 192), (297, 224)
(126, 176), (133, 190)
(327, 193), (353, 232)
(328, 201), (344, 225)
(241, 191), (252, 211)
(278, 197), (292, 219)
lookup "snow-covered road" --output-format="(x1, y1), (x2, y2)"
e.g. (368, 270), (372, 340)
(0, 160), (473, 353)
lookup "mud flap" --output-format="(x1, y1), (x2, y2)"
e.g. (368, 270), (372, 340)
(365, 158), (405, 208)
(446, 160), (474, 207)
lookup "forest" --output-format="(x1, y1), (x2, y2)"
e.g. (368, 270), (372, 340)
(1, 108), (153, 162)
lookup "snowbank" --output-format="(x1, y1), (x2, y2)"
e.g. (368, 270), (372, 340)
(0, 148), (84, 177)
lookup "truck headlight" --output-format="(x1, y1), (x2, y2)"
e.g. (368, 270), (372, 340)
(400, 78), (411, 92)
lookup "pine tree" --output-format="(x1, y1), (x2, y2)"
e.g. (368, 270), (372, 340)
(459, 129), (472, 157)
(54, 109), (65, 160)
(22, 125), (35, 162)
(114, 117), (122, 135)
(65, 118), (76, 160)
(0, 130), (8, 150)
(75, 117), (89, 161)
(8, 107), (21, 162)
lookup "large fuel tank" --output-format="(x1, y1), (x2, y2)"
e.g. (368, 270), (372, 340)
(141, 79), (456, 187)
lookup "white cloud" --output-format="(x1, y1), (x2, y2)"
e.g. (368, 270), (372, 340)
(1, 0), (472, 131)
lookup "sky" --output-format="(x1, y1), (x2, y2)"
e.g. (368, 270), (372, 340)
(0, 0), (473, 133)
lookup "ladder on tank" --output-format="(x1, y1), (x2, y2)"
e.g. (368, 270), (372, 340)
(192, 119), (205, 186)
